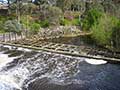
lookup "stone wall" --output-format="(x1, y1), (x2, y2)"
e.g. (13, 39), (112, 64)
(33, 26), (81, 39)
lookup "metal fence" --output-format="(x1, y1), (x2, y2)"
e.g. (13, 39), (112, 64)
(0, 31), (29, 42)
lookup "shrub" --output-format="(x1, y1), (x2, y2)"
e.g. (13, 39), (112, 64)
(40, 20), (49, 28)
(81, 8), (103, 31)
(39, 6), (63, 25)
(4, 20), (22, 34)
(21, 15), (34, 29)
(60, 18), (80, 26)
(30, 22), (41, 34)
(91, 14), (119, 46)
(112, 21), (120, 49)
(71, 18), (80, 26)
(60, 18), (71, 26)
(48, 6), (63, 25)
(0, 16), (7, 32)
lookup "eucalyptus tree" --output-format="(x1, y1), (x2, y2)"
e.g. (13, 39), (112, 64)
(8, 0), (34, 21)
(55, 0), (73, 11)
(101, 0), (117, 15)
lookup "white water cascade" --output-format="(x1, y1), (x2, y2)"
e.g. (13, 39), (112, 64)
(0, 45), (82, 90)
(0, 45), (108, 90)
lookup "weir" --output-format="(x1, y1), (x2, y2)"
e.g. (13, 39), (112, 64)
(0, 38), (120, 62)
(0, 28), (119, 62)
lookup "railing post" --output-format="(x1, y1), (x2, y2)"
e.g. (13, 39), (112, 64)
(25, 30), (27, 38)
(21, 32), (23, 39)
(11, 32), (13, 41)
(3, 33), (5, 42)
(9, 32), (11, 42)
(15, 33), (17, 41)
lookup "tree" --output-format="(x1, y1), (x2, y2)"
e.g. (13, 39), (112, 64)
(56, 0), (76, 11)
(4, 20), (23, 34)
(101, 0), (117, 15)
(38, 5), (63, 25)
(81, 7), (103, 31)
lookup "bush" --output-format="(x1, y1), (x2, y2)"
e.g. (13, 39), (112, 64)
(30, 22), (41, 34)
(0, 16), (7, 33)
(40, 20), (49, 28)
(91, 14), (119, 46)
(60, 18), (71, 26)
(39, 6), (63, 25)
(72, 18), (80, 26)
(21, 15), (39, 29)
(81, 8), (103, 31)
(4, 20), (23, 34)
(112, 21), (120, 49)
(47, 6), (63, 25)
(60, 18), (80, 26)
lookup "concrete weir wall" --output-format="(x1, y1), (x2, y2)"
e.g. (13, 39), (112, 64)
(0, 41), (120, 63)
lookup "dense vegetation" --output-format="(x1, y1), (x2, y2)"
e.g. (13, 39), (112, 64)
(0, 0), (120, 51)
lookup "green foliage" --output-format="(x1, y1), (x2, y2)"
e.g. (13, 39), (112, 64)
(40, 20), (49, 28)
(0, 16), (6, 33)
(102, 0), (117, 16)
(4, 20), (22, 33)
(0, 16), (15, 33)
(81, 8), (103, 31)
(60, 18), (80, 26)
(91, 14), (119, 46)
(30, 22), (41, 34)
(39, 6), (63, 25)
(47, 6), (63, 25)
(60, 18), (71, 26)
(112, 21), (120, 49)
(72, 18), (80, 26)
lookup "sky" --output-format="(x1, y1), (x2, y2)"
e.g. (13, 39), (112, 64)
(0, 0), (35, 3)
(0, 0), (7, 3)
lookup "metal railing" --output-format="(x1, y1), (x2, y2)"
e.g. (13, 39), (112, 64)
(0, 31), (29, 42)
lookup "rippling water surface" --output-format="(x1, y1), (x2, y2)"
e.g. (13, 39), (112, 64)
(0, 45), (120, 90)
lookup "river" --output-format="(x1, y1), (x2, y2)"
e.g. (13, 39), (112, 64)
(0, 45), (120, 90)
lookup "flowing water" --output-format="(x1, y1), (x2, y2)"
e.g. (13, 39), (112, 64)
(0, 45), (120, 90)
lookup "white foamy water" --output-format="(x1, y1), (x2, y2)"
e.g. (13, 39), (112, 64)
(0, 50), (82, 90)
(17, 47), (32, 52)
(0, 53), (16, 68)
(0, 75), (21, 90)
(2, 45), (12, 50)
(0, 45), (108, 90)
(85, 58), (107, 65)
